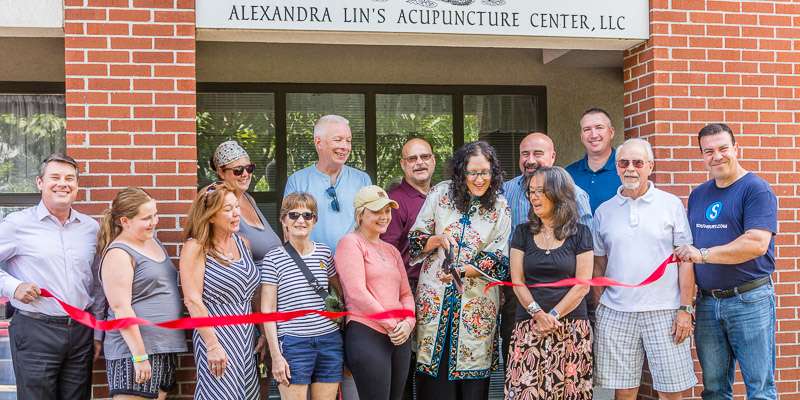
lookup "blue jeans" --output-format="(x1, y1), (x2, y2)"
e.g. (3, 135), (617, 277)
(695, 282), (776, 400)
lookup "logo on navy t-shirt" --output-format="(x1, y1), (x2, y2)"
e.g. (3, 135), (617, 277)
(705, 202), (722, 221)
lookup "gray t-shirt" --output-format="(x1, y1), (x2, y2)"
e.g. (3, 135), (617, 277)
(101, 240), (188, 360)
(238, 193), (282, 266)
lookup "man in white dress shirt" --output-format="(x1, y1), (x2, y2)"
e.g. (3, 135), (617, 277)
(0, 153), (104, 400)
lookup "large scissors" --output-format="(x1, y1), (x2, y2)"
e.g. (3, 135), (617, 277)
(441, 244), (463, 294)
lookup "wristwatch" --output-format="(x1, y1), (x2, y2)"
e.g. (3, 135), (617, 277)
(700, 248), (708, 264)
(526, 301), (542, 317)
(678, 305), (694, 314)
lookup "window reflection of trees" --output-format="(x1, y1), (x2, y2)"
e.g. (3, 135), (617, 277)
(0, 95), (66, 194)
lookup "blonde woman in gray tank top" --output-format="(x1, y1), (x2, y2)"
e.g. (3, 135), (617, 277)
(97, 187), (187, 400)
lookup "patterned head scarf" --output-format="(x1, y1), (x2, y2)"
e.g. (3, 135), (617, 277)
(211, 140), (249, 169)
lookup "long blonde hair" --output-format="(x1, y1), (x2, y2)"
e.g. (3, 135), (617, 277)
(97, 187), (154, 254)
(182, 181), (237, 265)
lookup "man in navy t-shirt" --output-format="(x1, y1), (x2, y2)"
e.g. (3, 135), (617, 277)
(674, 123), (777, 400)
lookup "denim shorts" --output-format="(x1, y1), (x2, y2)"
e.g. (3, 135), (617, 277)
(279, 330), (344, 385)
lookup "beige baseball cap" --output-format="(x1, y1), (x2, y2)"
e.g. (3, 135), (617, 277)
(354, 185), (399, 211)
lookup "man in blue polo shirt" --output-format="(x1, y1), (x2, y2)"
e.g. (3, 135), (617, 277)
(284, 114), (372, 254)
(674, 123), (777, 399)
(565, 108), (622, 214)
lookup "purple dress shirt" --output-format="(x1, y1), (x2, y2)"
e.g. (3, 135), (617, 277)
(381, 179), (428, 280)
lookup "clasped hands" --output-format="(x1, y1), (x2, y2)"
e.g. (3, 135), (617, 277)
(532, 310), (562, 336)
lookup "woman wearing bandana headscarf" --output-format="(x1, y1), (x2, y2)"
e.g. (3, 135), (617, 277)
(209, 141), (279, 380)
(211, 141), (283, 267)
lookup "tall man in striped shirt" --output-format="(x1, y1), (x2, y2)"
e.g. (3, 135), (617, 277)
(499, 132), (593, 368)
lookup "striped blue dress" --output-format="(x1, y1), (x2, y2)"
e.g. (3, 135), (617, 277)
(193, 234), (260, 400)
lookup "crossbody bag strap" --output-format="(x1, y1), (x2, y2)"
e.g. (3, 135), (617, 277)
(283, 241), (330, 301)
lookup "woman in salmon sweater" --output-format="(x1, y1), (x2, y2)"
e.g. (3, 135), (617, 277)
(334, 185), (416, 400)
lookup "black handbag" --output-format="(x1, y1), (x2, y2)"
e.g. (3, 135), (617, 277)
(283, 242), (345, 328)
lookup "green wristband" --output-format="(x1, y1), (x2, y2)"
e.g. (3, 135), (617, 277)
(131, 354), (149, 363)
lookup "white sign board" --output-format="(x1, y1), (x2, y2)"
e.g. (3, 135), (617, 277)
(196, 0), (649, 40)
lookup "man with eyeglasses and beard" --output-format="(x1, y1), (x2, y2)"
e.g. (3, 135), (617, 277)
(382, 139), (437, 292)
(284, 115), (372, 255)
(284, 114), (371, 400)
(380, 138), (436, 400)
(592, 139), (697, 400)
(500, 132), (593, 371)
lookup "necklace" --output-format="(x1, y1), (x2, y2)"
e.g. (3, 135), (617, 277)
(542, 226), (555, 255)
(216, 237), (235, 259)
(358, 230), (391, 266)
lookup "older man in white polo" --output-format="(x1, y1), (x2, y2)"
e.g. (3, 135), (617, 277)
(592, 138), (697, 399)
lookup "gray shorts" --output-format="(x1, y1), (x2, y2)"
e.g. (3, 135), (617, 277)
(594, 304), (697, 393)
(106, 353), (178, 399)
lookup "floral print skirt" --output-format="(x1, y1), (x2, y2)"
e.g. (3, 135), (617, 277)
(504, 318), (593, 400)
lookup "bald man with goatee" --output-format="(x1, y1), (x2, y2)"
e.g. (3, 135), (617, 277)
(382, 138), (436, 287)
(500, 132), (593, 369)
(381, 138), (436, 400)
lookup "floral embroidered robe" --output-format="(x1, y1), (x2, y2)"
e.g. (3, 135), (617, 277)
(409, 181), (511, 379)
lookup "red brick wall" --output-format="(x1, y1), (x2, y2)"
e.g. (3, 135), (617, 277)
(624, 0), (800, 398)
(63, 0), (198, 398)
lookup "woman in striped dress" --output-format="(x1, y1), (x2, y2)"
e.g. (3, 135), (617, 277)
(180, 181), (263, 400)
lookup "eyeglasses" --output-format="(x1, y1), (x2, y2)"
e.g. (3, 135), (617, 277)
(527, 188), (547, 197)
(222, 164), (256, 176)
(326, 186), (340, 212)
(402, 154), (433, 163)
(287, 211), (316, 221)
(616, 159), (648, 169)
(465, 170), (492, 180)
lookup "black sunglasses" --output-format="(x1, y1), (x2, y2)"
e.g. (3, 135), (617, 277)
(326, 186), (340, 212)
(222, 164), (256, 176)
(287, 211), (316, 221)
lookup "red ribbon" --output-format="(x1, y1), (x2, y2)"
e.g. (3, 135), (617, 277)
(39, 289), (413, 331)
(485, 254), (679, 293)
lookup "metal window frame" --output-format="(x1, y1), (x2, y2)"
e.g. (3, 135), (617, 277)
(0, 82), (66, 208)
(197, 83), (547, 223)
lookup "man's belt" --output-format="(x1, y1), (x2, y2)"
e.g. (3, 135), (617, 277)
(16, 309), (79, 325)
(700, 275), (771, 300)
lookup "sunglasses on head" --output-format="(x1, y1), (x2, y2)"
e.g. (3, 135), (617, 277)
(616, 159), (647, 169)
(222, 164), (256, 176)
(287, 211), (316, 221)
(326, 186), (340, 212)
(205, 181), (223, 194)
(203, 181), (223, 205)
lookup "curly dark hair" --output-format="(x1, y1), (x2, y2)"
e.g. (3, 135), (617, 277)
(448, 141), (505, 215)
(525, 166), (579, 240)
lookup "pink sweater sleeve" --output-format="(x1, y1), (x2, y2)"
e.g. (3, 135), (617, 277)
(334, 233), (395, 331)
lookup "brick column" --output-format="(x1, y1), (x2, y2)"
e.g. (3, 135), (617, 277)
(625, 1), (800, 398)
(63, 0), (197, 398)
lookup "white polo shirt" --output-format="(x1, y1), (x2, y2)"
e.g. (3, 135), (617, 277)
(593, 182), (693, 312)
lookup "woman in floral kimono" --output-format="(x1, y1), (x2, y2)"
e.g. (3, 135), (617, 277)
(409, 141), (512, 400)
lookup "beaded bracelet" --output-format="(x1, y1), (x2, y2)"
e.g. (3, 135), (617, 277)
(131, 354), (149, 363)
